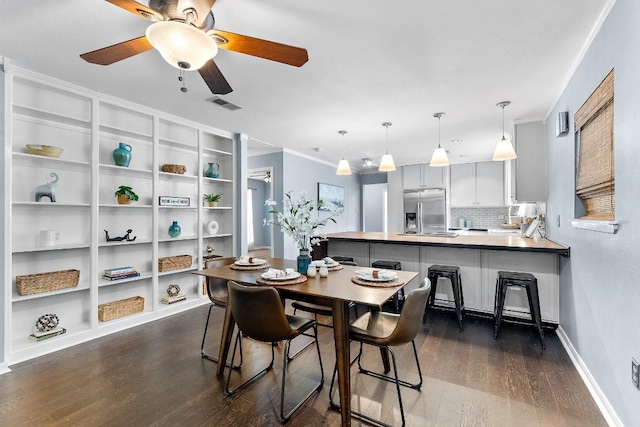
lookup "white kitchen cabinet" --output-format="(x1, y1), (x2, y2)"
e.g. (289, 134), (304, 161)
(3, 67), (235, 364)
(402, 164), (445, 189)
(450, 161), (504, 207)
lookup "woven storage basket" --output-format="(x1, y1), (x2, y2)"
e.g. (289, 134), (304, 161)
(158, 255), (193, 272)
(98, 296), (144, 322)
(25, 144), (63, 158)
(162, 164), (186, 174)
(16, 269), (80, 295)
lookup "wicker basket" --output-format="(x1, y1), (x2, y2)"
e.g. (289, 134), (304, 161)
(25, 144), (64, 158)
(98, 296), (145, 322)
(162, 164), (186, 174)
(16, 269), (80, 295)
(158, 255), (193, 272)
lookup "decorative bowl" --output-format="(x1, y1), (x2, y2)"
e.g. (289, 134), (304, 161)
(162, 164), (186, 174)
(25, 144), (63, 158)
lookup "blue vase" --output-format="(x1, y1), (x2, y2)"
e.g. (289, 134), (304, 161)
(113, 142), (132, 167)
(297, 249), (312, 274)
(205, 162), (219, 178)
(168, 221), (181, 238)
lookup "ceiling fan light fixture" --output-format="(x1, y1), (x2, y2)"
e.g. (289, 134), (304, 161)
(378, 122), (396, 172)
(430, 112), (449, 167)
(492, 101), (517, 161)
(145, 21), (218, 70)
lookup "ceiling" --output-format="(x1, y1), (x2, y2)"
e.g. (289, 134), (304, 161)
(0, 0), (612, 172)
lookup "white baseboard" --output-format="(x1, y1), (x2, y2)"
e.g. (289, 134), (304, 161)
(556, 326), (623, 427)
(0, 362), (11, 375)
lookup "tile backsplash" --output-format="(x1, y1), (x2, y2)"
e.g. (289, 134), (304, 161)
(451, 207), (506, 229)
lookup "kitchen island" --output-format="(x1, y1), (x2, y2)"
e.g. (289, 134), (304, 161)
(325, 231), (570, 324)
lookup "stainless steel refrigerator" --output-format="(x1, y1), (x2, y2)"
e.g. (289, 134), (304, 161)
(403, 188), (446, 234)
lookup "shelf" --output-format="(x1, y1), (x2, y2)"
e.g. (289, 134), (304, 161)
(13, 104), (91, 130)
(158, 205), (198, 210)
(204, 206), (233, 211)
(13, 243), (91, 253)
(99, 203), (153, 209)
(159, 235), (198, 243)
(203, 176), (233, 184)
(98, 238), (153, 247)
(99, 124), (153, 143)
(202, 147), (233, 157)
(158, 171), (198, 182)
(12, 152), (91, 168)
(11, 322), (92, 353)
(99, 164), (153, 178)
(159, 137), (198, 152)
(13, 201), (91, 207)
(12, 284), (91, 303)
(98, 271), (153, 287)
(97, 310), (151, 328)
(158, 267), (198, 277)
(204, 233), (233, 239)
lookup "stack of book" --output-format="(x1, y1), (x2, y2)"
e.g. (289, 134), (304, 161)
(30, 327), (67, 342)
(161, 294), (187, 305)
(102, 266), (140, 281)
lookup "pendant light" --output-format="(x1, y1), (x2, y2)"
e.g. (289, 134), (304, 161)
(378, 122), (396, 172)
(429, 112), (449, 167)
(492, 101), (517, 161)
(335, 130), (352, 175)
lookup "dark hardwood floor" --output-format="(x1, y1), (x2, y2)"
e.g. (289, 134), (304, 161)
(0, 304), (607, 426)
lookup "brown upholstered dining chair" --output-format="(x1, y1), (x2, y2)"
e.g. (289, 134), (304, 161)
(329, 278), (431, 427)
(225, 281), (324, 423)
(200, 257), (242, 368)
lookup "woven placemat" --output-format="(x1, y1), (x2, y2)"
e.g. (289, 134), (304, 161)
(328, 264), (343, 271)
(351, 276), (405, 288)
(256, 274), (308, 286)
(230, 263), (271, 271)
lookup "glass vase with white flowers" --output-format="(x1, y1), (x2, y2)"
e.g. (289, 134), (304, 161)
(265, 191), (342, 272)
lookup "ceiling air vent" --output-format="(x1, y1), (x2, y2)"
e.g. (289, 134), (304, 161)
(206, 96), (242, 111)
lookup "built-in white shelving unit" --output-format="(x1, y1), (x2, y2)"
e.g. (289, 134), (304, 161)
(3, 66), (236, 364)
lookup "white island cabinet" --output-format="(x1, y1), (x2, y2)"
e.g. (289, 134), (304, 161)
(3, 67), (236, 364)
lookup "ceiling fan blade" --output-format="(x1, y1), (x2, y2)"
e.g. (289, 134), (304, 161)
(80, 36), (153, 65)
(106, 0), (164, 20)
(212, 30), (309, 67)
(198, 60), (233, 95)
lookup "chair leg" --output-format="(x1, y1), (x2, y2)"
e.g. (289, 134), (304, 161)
(494, 279), (508, 339)
(201, 304), (243, 369)
(450, 274), (463, 332)
(287, 313), (319, 361)
(225, 331), (274, 396)
(279, 324), (324, 423)
(525, 285), (545, 349)
(357, 341), (423, 390)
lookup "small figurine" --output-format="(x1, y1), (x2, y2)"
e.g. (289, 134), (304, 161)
(167, 284), (181, 297)
(35, 172), (59, 202)
(104, 229), (137, 242)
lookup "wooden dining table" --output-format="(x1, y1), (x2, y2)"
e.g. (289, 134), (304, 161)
(194, 258), (419, 427)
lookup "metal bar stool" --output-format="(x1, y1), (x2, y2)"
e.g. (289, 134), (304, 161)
(372, 260), (404, 313)
(494, 271), (545, 349)
(423, 265), (464, 331)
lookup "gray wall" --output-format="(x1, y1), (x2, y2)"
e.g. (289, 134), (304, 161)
(515, 121), (547, 202)
(363, 183), (386, 231)
(249, 151), (361, 259)
(546, 1), (639, 424)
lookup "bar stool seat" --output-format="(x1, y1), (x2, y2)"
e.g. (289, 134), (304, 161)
(494, 271), (545, 349)
(424, 265), (464, 331)
(372, 260), (403, 313)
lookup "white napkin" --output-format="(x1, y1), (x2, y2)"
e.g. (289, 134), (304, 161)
(323, 257), (336, 265)
(311, 257), (336, 267)
(372, 269), (397, 280)
(238, 255), (266, 264)
(262, 268), (295, 279)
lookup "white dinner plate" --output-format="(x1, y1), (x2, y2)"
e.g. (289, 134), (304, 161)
(261, 271), (301, 281)
(354, 269), (397, 282)
(235, 259), (267, 266)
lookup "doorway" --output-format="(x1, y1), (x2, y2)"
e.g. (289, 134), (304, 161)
(363, 183), (388, 232)
(247, 168), (273, 257)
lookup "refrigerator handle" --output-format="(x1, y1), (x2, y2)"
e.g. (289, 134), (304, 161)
(417, 202), (423, 234)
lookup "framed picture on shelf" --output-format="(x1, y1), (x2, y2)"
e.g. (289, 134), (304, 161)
(159, 196), (190, 207)
(317, 182), (345, 211)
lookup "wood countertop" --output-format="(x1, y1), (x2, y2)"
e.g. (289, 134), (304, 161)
(325, 231), (570, 257)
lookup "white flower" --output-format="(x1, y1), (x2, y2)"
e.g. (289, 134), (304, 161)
(265, 191), (341, 250)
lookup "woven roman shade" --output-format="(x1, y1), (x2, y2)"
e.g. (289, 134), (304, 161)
(575, 69), (615, 220)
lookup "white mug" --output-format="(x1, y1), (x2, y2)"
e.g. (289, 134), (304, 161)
(40, 230), (60, 247)
(319, 266), (329, 277)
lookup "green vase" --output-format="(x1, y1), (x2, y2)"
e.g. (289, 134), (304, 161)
(168, 221), (181, 238)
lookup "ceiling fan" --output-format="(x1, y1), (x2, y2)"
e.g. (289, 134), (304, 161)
(80, 0), (309, 95)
